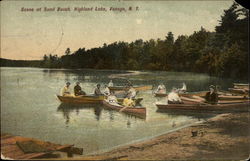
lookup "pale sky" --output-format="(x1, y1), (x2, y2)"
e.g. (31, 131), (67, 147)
(1, 0), (234, 60)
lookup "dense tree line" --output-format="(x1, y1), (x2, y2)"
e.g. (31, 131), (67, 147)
(0, 3), (248, 79)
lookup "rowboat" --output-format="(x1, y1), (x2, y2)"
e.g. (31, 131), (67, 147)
(57, 95), (105, 104)
(156, 96), (249, 111)
(154, 93), (168, 97)
(218, 95), (249, 100)
(156, 102), (249, 111)
(154, 91), (208, 97)
(228, 88), (249, 95)
(102, 100), (146, 119)
(181, 96), (249, 104)
(109, 85), (153, 91)
(233, 83), (249, 89)
(57, 95), (143, 104)
(154, 91), (249, 100)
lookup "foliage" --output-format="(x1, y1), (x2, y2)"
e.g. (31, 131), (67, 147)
(0, 2), (248, 79)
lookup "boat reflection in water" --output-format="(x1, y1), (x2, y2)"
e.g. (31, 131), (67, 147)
(57, 103), (103, 124)
(57, 103), (146, 126)
(156, 109), (215, 121)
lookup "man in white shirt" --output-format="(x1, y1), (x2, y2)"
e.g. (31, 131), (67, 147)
(178, 83), (187, 93)
(108, 80), (113, 87)
(94, 84), (103, 96)
(61, 82), (72, 96)
(167, 88), (183, 104)
(103, 85), (111, 96)
(156, 83), (166, 93)
(127, 85), (137, 98)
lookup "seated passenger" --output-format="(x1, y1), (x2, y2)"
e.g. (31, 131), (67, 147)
(167, 88), (183, 104)
(108, 80), (114, 87)
(156, 83), (166, 93)
(123, 96), (135, 107)
(205, 85), (218, 104)
(127, 85), (137, 99)
(74, 82), (86, 96)
(61, 82), (72, 96)
(177, 83), (187, 93)
(107, 92), (119, 105)
(94, 84), (103, 96)
(103, 85), (111, 96)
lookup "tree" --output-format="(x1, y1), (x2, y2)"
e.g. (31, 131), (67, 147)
(65, 48), (71, 55)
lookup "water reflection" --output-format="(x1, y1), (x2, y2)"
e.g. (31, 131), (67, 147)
(57, 103), (145, 126)
(93, 106), (102, 121)
(57, 103), (103, 124)
(156, 109), (215, 121)
(2, 67), (241, 155)
(108, 110), (114, 121)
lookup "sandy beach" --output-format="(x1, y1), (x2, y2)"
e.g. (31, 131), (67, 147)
(75, 112), (250, 160)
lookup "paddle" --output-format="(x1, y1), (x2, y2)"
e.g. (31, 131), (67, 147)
(119, 99), (135, 112)
(119, 106), (129, 112)
(181, 96), (210, 105)
(192, 95), (206, 102)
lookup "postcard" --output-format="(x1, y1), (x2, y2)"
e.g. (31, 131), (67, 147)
(1, 0), (249, 160)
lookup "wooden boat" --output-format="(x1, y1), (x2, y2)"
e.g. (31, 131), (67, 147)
(181, 96), (249, 104)
(218, 95), (249, 100)
(154, 91), (207, 97)
(1, 134), (82, 159)
(102, 100), (146, 119)
(57, 95), (105, 104)
(109, 85), (153, 91)
(155, 91), (249, 101)
(57, 95), (143, 104)
(156, 102), (249, 111)
(228, 88), (249, 95)
(156, 96), (249, 111)
(233, 83), (249, 89)
(154, 93), (168, 97)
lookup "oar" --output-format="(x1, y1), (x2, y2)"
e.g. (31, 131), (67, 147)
(181, 96), (210, 105)
(119, 106), (129, 112)
(192, 95), (206, 102)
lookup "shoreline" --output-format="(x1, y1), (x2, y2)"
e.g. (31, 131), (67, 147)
(84, 120), (205, 156)
(74, 112), (250, 160)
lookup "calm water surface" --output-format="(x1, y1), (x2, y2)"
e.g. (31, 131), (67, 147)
(0, 67), (239, 155)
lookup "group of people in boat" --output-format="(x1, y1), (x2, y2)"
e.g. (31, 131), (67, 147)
(61, 81), (86, 97)
(61, 80), (138, 107)
(62, 80), (219, 107)
(155, 83), (187, 94)
(155, 83), (218, 104)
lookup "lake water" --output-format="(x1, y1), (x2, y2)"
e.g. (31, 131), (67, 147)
(0, 67), (239, 155)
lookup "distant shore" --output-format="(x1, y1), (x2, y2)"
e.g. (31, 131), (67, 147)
(74, 112), (250, 160)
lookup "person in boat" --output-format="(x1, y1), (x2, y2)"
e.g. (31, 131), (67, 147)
(108, 80), (113, 87)
(127, 85), (137, 99)
(107, 91), (119, 105)
(205, 85), (218, 104)
(123, 96), (135, 107)
(61, 82), (72, 96)
(156, 83), (166, 94)
(103, 85), (111, 96)
(74, 82), (86, 96)
(94, 84), (103, 96)
(167, 87), (183, 104)
(177, 83), (187, 93)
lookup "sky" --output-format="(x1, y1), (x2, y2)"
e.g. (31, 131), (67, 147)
(0, 0), (234, 60)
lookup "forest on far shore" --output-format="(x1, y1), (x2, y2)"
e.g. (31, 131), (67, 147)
(0, 3), (249, 79)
